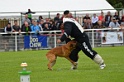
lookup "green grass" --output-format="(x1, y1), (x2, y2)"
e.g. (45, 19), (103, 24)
(0, 46), (124, 82)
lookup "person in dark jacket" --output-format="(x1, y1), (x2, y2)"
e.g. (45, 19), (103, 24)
(3, 23), (12, 51)
(21, 21), (31, 35)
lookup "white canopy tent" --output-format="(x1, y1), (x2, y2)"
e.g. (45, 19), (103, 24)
(0, 0), (116, 17)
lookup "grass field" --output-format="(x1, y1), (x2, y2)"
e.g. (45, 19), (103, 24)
(0, 46), (124, 82)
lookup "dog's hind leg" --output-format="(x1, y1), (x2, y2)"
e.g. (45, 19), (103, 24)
(47, 61), (52, 70)
(51, 59), (56, 67)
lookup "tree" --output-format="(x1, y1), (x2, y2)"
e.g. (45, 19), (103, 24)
(107, 0), (124, 9)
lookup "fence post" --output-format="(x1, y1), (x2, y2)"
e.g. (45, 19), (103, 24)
(74, 11), (76, 18)
(54, 31), (57, 48)
(15, 33), (18, 51)
(92, 30), (95, 48)
(48, 12), (50, 18)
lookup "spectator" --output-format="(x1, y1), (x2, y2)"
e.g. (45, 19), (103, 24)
(4, 23), (12, 33)
(49, 19), (57, 30)
(43, 23), (51, 31)
(21, 21), (31, 35)
(91, 13), (99, 27)
(98, 11), (105, 26)
(60, 14), (64, 20)
(83, 19), (92, 29)
(113, 11), (121, 24)
(12, 20), (21, 51)
(98, 11), (104, 21)
(120, 15), (124, 35)
(37, 15), (43, 23)
(3, 23), (12, 51)
(120, 15), (124, 26)
(26, 9), (35, 22)
(83, 14), (91, 20)
(38, 19), (44, 31)
(109, 17), (120, 30)
(109, 17), (120, 46)
(22, 14), (31, 25)
(30, 20), (40, 35)
(54, 13), (61, 23)
(105, 11), (112, 27)
(12, 20), (21, 33)
(42, 18), (51, 29)
(75, 17), (79, 22)
(83, 13), (91, 26)
(69, 13), (73, 18)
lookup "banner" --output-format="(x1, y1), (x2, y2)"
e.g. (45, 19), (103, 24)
(101, 32), (123, 44)
(24, 35), (47, 48)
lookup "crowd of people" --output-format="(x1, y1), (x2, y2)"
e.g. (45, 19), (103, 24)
(83, 11), (124, 29)
(4, 13), (63, 35)
(3, 10), (124, 35)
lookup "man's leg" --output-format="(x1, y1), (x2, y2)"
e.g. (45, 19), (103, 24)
(69, 46), (81, 69)
(80, 33), (106, 69)
(65, 38), (81, 69)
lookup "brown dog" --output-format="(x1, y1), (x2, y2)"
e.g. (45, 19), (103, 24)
(46, 40), (77, 70)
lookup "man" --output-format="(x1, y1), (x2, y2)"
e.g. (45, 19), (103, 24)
(12, 20), (21, 33)
(4, 23), (12, 51)
(21, 21), (31, 35)
(105, 11), (112, 27)
(30, 20), (40, 35)
(57, 10), (106, 69)
(26, 9), (35, 22)
(22, 14), (31, 25)
(12, 20), (21, 51)
(54, 13), (61, 24)
(109, 17), (120, 29)
(91, 13), (98, 27)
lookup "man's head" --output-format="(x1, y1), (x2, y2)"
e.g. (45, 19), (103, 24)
(64, 10), (70, 17)
(25, 14), (28, 18)
(14, 20), (18, 25)
(7, 23), (11, 28)
(112, 17), (116, 22)
(24, 21), (29, 27)
(56, 13), (60, 17)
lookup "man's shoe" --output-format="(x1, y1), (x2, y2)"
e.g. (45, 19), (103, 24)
(100, 63), (106, 69)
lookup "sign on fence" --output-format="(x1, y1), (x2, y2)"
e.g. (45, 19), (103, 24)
(101, 32), (123, 44)
(24, 35), (47, 48)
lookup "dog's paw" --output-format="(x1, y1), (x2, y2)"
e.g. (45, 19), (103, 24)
(48, 68), (53, 71)
(71, 62), (78, 70)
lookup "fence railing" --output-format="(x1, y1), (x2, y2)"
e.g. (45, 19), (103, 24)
(0, 28), (124, 52)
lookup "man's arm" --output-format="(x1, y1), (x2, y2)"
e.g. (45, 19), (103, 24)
(60, 22), (72, 42)
(109, 22), (112, 28)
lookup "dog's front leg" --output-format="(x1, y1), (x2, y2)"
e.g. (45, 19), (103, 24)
(65, 57), (78, 70)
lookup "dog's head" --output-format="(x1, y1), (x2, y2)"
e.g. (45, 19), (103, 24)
(67, 40), (77, 50)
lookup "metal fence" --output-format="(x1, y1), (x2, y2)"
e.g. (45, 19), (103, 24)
(0, 28), (123, 52)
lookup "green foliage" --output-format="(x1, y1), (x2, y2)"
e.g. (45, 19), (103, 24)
(107, 0), (124, 8)
(0, 46), (124, 82)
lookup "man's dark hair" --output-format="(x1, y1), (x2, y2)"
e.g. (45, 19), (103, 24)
(14, 20), (17, 22)
(64, 10), (70, 15)
(8, 23), (11, 25)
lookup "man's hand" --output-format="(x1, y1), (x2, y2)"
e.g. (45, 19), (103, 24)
(57, 39), (61, 43)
